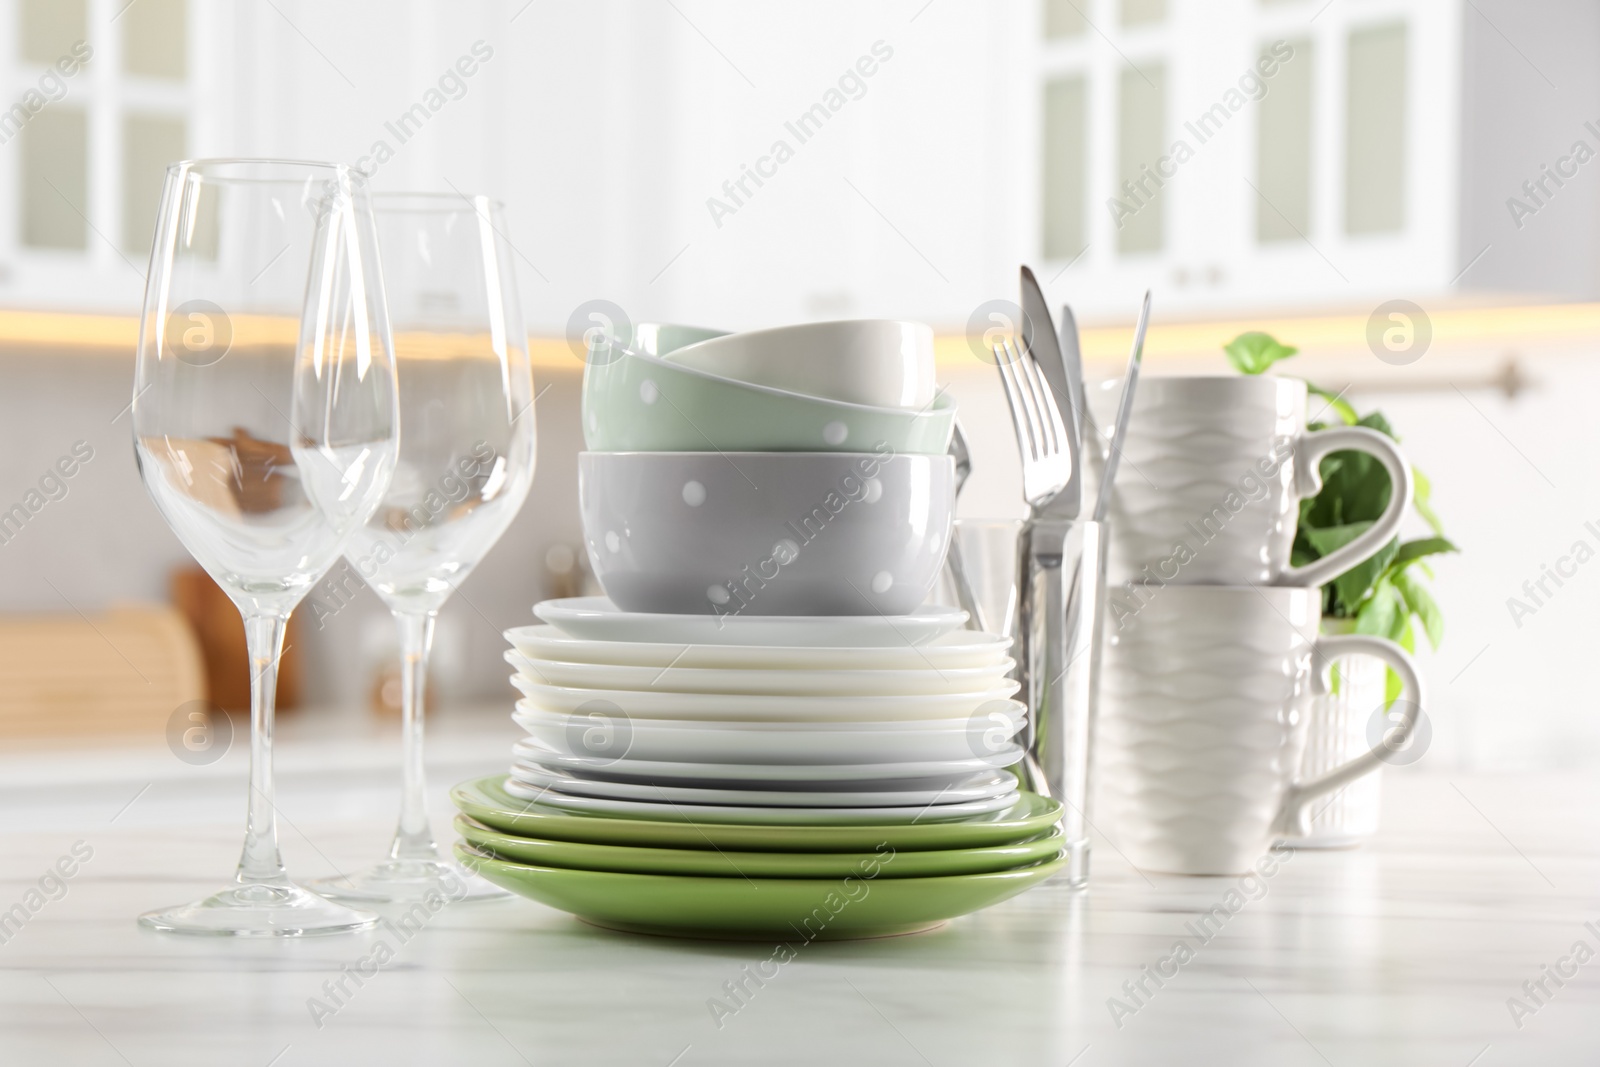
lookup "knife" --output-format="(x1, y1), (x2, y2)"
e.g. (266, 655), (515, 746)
(1018, 266), (1081, 518)
(1058, 302), (1090, 451)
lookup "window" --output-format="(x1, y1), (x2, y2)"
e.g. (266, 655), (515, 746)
(124, 0), (187, 80)
(1256, 38), (1313, 242)
(20, 0), (85, 64)
(1345, 22), (1407, 234)
(1042, 77), (1088, 260)
(123, 115), (186, 252)
(1116, 65), (1166, 254)
(1121, 0), (1166, 27)
(21, 108), (87, 249)
(1043, 0), (1086, 39)
(12, 0), (190, 264)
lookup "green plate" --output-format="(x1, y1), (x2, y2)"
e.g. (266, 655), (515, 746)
(455, 815), (1065, 878)
(451, 776), (1062, 853)
(456, 843), (1067, 941)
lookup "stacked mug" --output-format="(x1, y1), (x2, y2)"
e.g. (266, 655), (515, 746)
(1091, 376), (1425, 875)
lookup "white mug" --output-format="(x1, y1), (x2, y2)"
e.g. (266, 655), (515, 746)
(1094, 584), (1422, 875)
(1095, 376), (1413, 587)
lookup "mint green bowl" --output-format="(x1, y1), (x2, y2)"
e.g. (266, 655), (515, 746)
(582, 345), (956, 454)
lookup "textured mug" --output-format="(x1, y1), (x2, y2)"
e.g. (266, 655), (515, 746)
(1095, 376), (1413, 587)
(1094, 585), (1422, 875)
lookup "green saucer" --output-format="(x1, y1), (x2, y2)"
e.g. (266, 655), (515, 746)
(456, 843), (1067, 941)
(455, 815), (1065, 878)
(450, 775), (1062, 853)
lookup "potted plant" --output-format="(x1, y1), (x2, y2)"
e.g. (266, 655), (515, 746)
(1224, 332), (1457, 845)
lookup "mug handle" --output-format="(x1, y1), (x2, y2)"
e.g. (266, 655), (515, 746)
(1281, 426), (1414, 589)
(1271, 633), (1425, 837)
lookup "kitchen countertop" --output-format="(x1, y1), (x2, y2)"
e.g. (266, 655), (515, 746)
(0, 707), (1596, 1066)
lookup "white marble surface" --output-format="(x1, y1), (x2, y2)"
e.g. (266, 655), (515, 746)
(1, 707), (1597, 1066)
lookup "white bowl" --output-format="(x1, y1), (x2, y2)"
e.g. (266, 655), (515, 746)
(662, 319), (936, 409)
(633, 322), (727, 355)
(579, 452), (955, 617)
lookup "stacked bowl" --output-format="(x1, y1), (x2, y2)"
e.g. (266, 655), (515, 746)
(454, 321), (1066, 939)
(577, 320), (958, 617)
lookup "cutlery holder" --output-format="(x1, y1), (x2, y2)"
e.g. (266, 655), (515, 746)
(936, 518), (1106, 888)
(1018, 519), (1106, 889)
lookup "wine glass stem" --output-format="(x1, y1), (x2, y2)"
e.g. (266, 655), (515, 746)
(236, 611), (290, 887)
(389, 610), (439, 863)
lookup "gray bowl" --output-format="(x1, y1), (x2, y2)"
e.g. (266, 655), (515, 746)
(580, 451), (955, 617)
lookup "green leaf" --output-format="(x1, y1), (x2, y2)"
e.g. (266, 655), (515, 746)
(1354, 578), (1404, 639)
(1393, 568), (1444, 650)
(1392, 536), (1458, 569)
(1224, 332), (1299, 375)
(1308, 384), (1359, 426)
(1303, 522), (1370, 556)
(1385, 618), (1415, 707)
(1299, 417), (1398, 530)
(1305, 523), (1398, 614)
(1357, 410), (1397, 440)
(1412, 466), (1445, 536)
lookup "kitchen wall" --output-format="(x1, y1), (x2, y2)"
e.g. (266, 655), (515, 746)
(1, 0), (1594, 770)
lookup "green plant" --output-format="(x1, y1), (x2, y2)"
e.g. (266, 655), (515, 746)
(1224, 332), (1459, 700)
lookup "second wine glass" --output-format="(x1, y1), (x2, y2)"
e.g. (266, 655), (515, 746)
(312, 193), (536, 903)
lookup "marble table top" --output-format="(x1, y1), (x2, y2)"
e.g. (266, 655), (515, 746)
(0, 707), (1596, 1066)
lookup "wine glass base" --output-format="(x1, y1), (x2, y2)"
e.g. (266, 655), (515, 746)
(308, 858), (508, 903)
(139, 881), (378, 937)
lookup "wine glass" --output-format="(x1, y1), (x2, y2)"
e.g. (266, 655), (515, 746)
(310, 192), (536, 903)
(132, 159), (399, 936)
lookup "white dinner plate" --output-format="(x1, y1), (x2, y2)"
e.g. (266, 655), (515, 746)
(507, 677), (1020, 722)
(499, 777), (1021, 824)
(511, 740), (1025, 785)
(504, 624), (1012, 671)
(534, 597), (968, 647)
(513, 703), (1025, 765)
(506, 763), (1018, 807)
(505, 650), (1017, 698)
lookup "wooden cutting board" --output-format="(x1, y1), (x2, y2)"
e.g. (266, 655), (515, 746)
(0, 605), (206, 738)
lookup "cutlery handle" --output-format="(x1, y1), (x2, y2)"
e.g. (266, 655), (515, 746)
(1023, 522), (1104, 886)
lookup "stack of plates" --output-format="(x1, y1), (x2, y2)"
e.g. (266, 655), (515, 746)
(453, 597), (1066, 939)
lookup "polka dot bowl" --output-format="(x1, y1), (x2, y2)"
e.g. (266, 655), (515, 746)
(581, 344), (956, 454)
(579, 450), (956, 616)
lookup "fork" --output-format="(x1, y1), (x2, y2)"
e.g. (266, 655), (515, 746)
(994, 338), (1072, 512)
(994, 336), (1085, 802)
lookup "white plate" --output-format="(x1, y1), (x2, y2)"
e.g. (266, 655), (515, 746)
(508, 677), (1019, 722)
(500, 777), (1021, 824)
(534, 597), (967, 647)
(505, 624), (1012, 670)
(506, 763), (1018, 807)
(513, 703), (1024, 765)
(511, 740), (1024, 785)
(505, 650), (1017, 698)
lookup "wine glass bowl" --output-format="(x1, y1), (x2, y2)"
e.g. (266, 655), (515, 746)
(132, 159), (398, 936)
